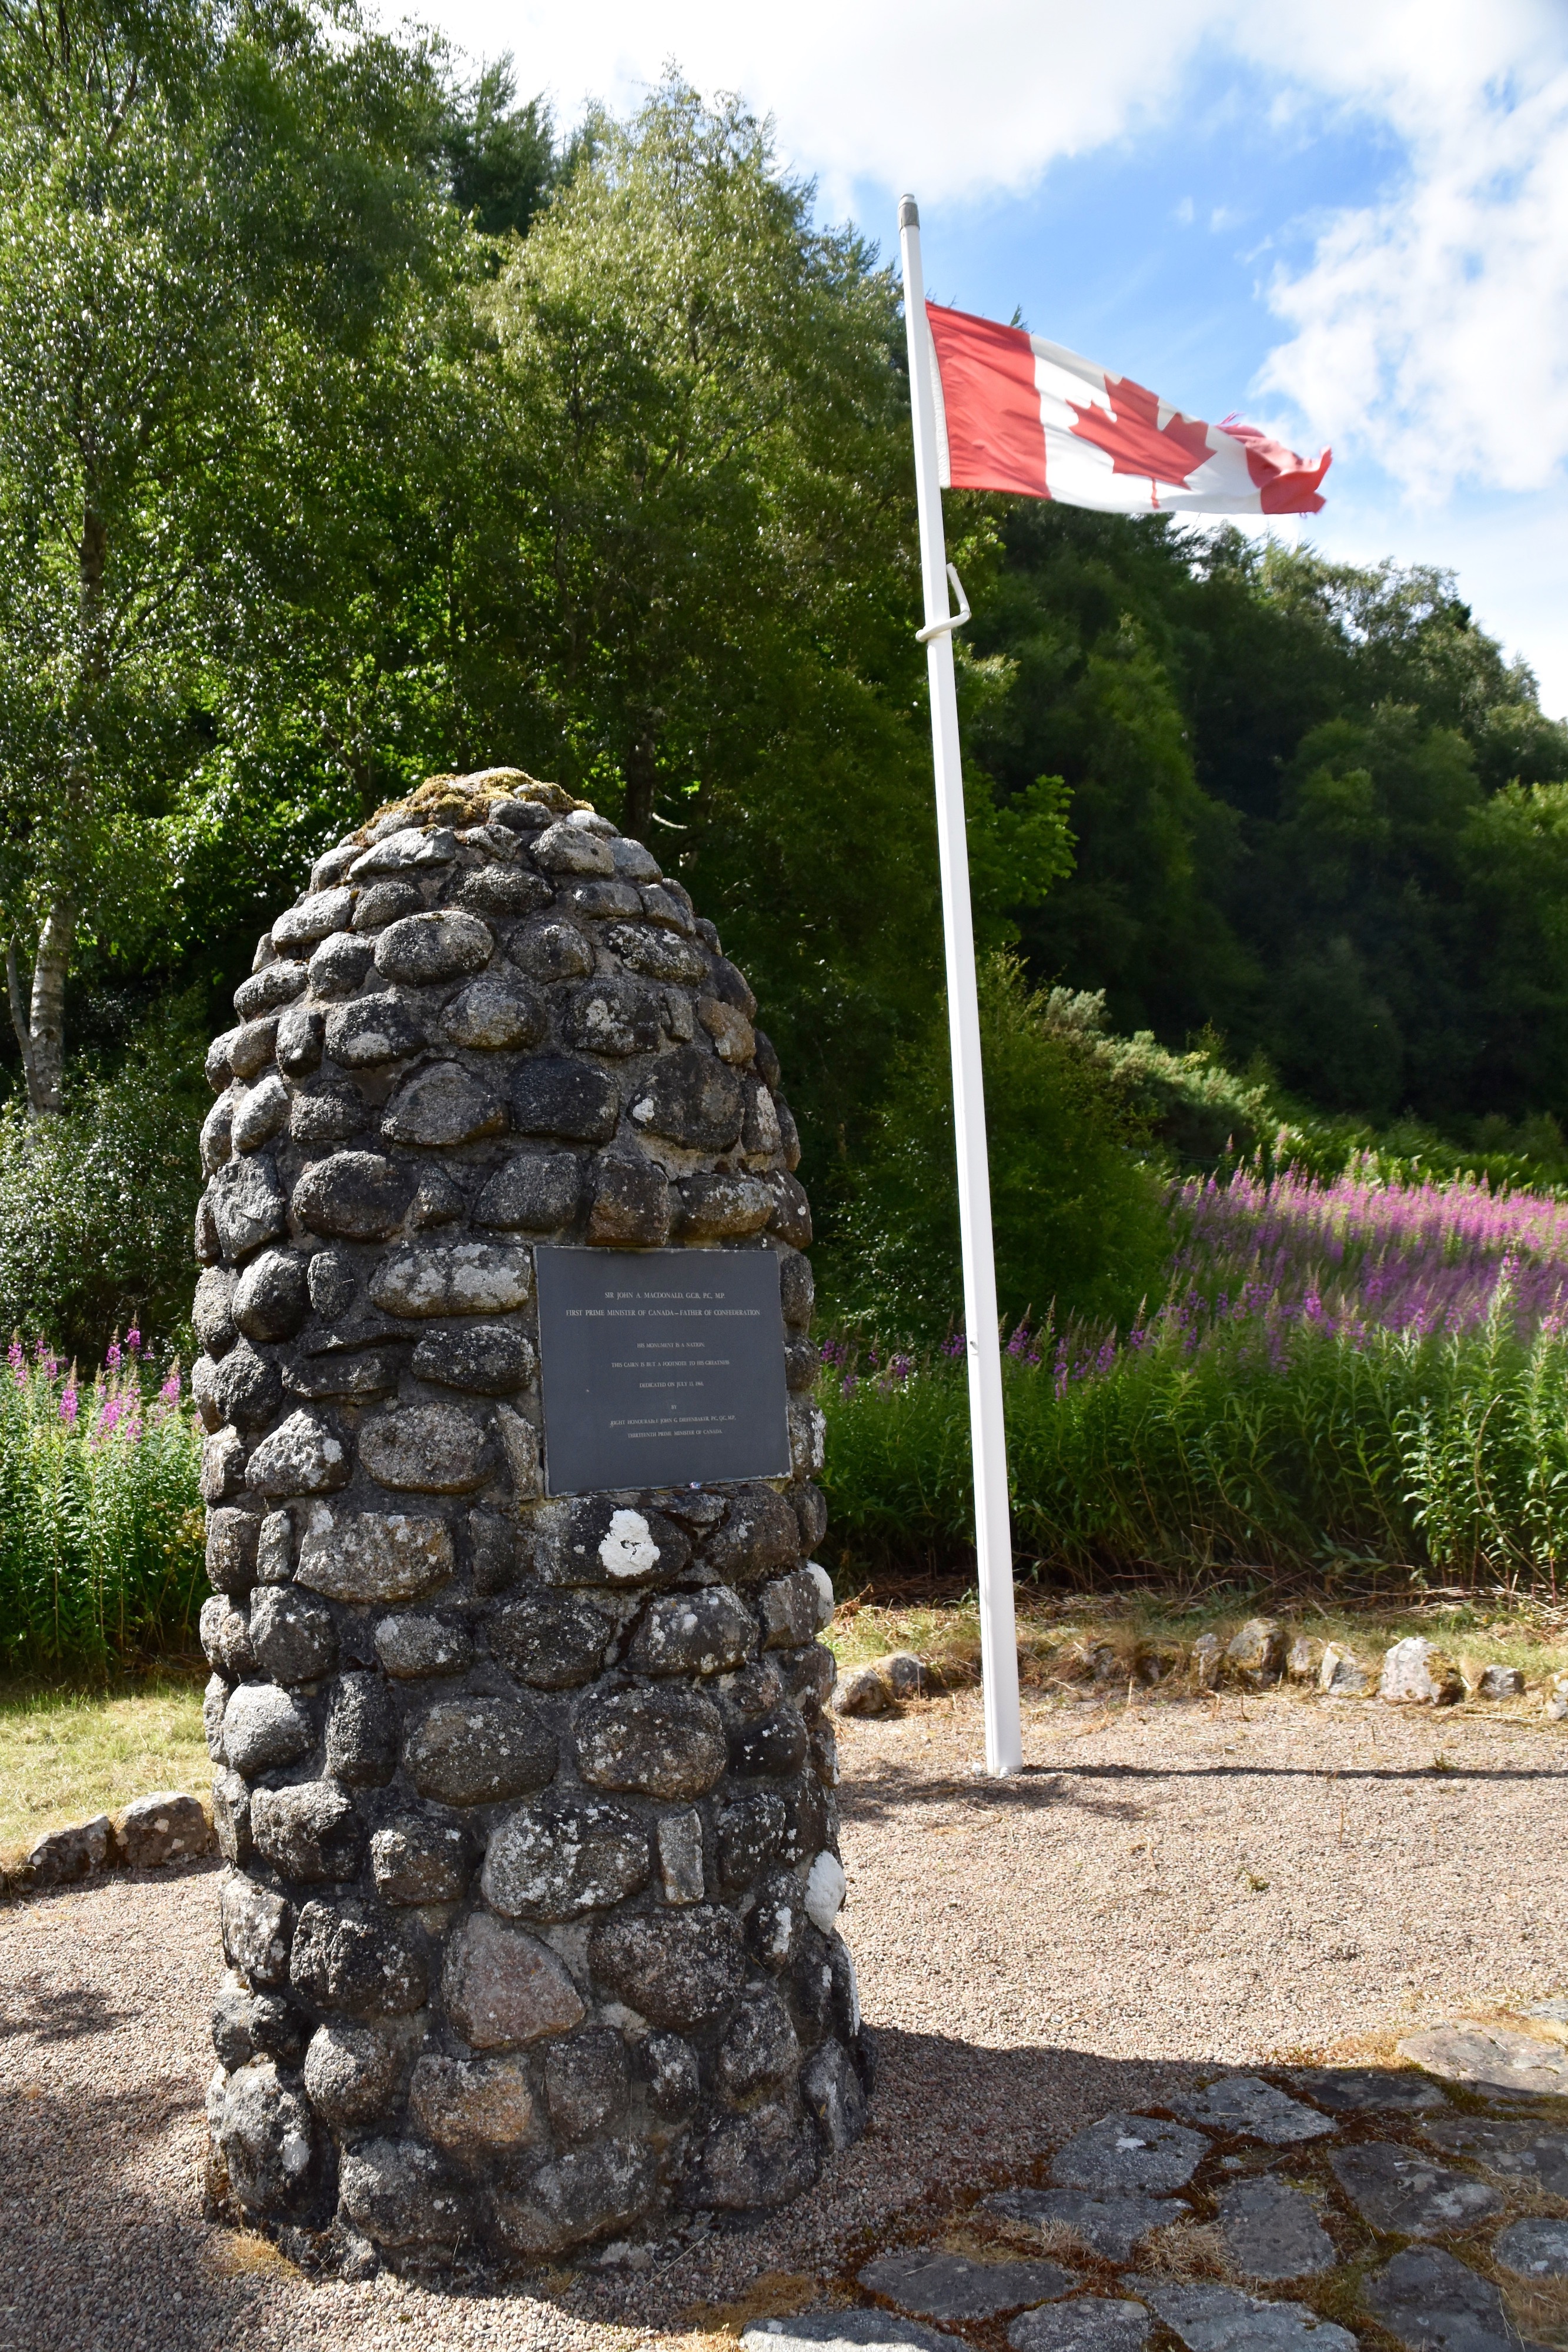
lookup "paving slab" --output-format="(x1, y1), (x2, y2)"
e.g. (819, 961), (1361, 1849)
(1495, 2220), (1568, 2279)
(1419, 2116), (1568, 2194)
(1399, 2023), (1568, 2097)
(1215, 2178), (1337, 2282)
(1008, 2298), (1153, 2352)
(1050, 2113), (1209, 2196)
(1329, 2140), (1504, 2236)
(1361, 2246), (1535, 2352)
(1165, 2077), (1337, 2145)
(1288, 2066), (1447, 2114)
(858, 2253), (1076, 2321)
(1126, 2278), (1356, 2352)
(745, 2317), (966, 2352)
(983, 2189), (1189, 2262)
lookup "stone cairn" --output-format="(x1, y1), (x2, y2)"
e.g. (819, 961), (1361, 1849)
(196, 769), (870, 2273)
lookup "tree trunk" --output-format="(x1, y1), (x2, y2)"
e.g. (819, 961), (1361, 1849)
(623, 733), (658, 843)
(7, 903), (76, 1116)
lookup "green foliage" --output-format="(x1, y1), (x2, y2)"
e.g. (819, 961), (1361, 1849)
(825, 954), (1169, 1339)
(818, 1307), (1568, 1590)
(0, 997), (206, 1357)
(962, 513), (1568, 1137)
(0, 0), (472, 1088)
(1038, 987), (1275, 1167)
(479, 76), (956, 1175)
(442, 57), (560, 240)
(0, 1347), (204, 1670)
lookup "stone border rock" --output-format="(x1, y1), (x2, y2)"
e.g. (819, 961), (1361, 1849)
(1, 1790), (216, 1898)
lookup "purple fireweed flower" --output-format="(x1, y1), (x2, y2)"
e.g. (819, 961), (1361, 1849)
(126, 1327), (141, 1355)
(942, 1332), (967, 1358)
(105, 1341), (121, 1370)
(59, 1386), (78, 1425)
(159, 1372), (180, 1405)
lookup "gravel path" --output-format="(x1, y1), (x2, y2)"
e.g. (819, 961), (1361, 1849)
(1, 1689), (1561, 2352)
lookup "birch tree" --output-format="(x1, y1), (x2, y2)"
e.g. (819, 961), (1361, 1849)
(0, 0), (459, 1111)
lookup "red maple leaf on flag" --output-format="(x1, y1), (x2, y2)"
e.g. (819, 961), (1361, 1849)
(1067, 375), (1213, 488)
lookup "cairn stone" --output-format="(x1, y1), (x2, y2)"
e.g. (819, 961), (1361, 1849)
(196, 769), (860, 2271)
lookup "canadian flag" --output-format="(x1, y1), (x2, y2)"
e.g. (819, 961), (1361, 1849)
(926, 302), (1329, 515)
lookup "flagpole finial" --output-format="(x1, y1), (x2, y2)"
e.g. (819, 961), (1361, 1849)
(899, 194), (919, 229)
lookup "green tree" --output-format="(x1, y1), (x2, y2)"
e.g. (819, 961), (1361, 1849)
(442, 56), (560, 240)
(479, 76), (974, 1170)
(957, 504), (1568, 1138)
(828, 953), (1169, 1340)
(0, 0), (463, 1108)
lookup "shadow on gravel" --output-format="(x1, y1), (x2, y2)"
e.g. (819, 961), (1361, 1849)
(840, 1752), (1567, 1829)
(0, 1973), (135, 2042)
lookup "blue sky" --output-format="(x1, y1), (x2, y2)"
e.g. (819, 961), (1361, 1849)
(398, 0), (1568, 710)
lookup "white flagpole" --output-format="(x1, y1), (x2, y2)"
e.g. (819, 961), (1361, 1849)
(898, 193), (1022, 1778)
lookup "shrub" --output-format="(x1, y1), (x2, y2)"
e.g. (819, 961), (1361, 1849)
(823, 953), (1169, 1340)
(0, 995), (206, 1360)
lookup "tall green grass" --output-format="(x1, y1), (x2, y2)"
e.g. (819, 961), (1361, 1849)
(0, 1343), (205, 1669)
(818, 1302), (1568, 1591)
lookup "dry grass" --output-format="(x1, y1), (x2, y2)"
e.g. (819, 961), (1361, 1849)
(1505, 2276), (1568, 2348)
(0, 1671), (208, 1855)
(1031, 2219), (1099, 2265)
(1134, 2220), (1230, 2283)
(205, 2229), (297, 2282)
(677, 2271), (821, 2345)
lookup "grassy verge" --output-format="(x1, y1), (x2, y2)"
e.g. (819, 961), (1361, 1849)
(0, 1669), (209, 1857)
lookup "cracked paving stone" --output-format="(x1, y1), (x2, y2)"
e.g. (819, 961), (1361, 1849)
(1398, 2024), (1568, 2099)
(1286, 2066), (1446, 2115)
(858, 2253), (1076, 2320)
(1495, 2220), (1568, 2278)
(1126, 2279), (1356, 2352)
(1216, 2178), (1337, 2283)
(1361, 2246), (1543, 2352)
(982, 2189), (1189, 2263)
(1166, 2078), (1337, 2146)
(1008, 2299), (1154, 2352)
(1418, 2116), (1568, 2195)
(1329, 2141), (1503, 2236)
(744, 2316), (967, 2352)
(1050, 2113), (1209, 2196)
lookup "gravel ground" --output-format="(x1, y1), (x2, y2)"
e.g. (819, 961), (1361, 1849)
(1, 1687), (1562, 2352)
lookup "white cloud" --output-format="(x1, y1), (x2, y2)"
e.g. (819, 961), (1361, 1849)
(409, 0), (1223, 201)
(405, 0), (1568, 557)
(1256, 34), (1568, 499)
(410, 0), (1563, 207)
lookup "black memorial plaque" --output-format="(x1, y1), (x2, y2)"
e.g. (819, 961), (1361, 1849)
(534, 1247), (792, 1496)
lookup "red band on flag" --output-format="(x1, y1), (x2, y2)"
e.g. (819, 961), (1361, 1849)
(927, 303), (1047, 497)
(1219, 419), (1330, 514)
